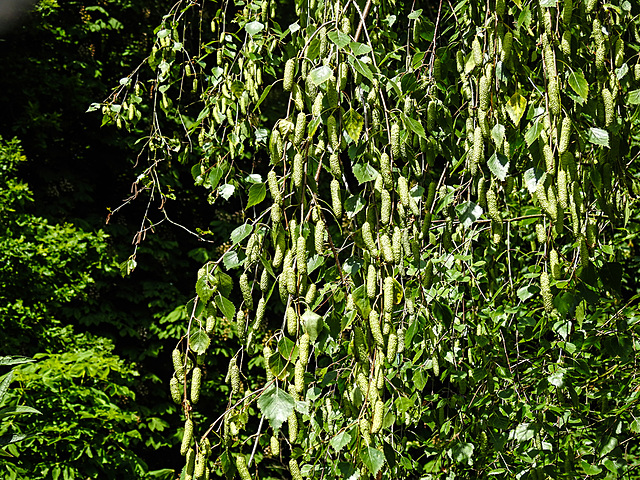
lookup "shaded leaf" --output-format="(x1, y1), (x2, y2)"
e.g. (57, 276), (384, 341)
(330, 430), (351, 453)
(487, 152), (510, 181)
(567, 70), (589, 102)
(245, 21), (264, 37)
(189, 329), (210, 355)
(343, 108), (364, 141)
(257, 385), (295, 432)
(352, 163), (378, 184)
(215, 294), (236, 320)
(587, 127), (609, 147)
(360, 447), (385, 476)
(246, 183), (266, 209)
(301, 310), (324, 341)
(524, 168), (545, 194)
(230, 224), (253, 244)
(327, 30), (350, 49)
(456, 201), (483, 228)
(308, 66), (333, 85)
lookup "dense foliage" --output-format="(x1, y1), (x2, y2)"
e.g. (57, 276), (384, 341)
(101, 0), (640, 478)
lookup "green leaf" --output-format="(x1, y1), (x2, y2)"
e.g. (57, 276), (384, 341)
(349, 56), (373, 81)
(524, 121), (543, 147)
(343, 108), (364, 141)
(301, 310), (324, 342)
(360, 447), (385, 476)
(246, 183), (266, 209)
(0, 432), (28, 446)
(505, 91), (527, 125)
(257, 385), (295, 432)
(277, 336), (297, 361)
(350, 41), (372, 56)
(208, 167), (224, 190)
(352, 284), (371, 319)
(343, 257), (363, 275)
(307, 254), (325, 275)
(0, 405), (42, 420)
(403, 114), (426, 139)
(352, 163), (378, 184)
(456, 201), (483, 228)
(253, 84), (273, 112)
(189, 329), (210, 355)
(308, 66), (333, 85)
(219, 183), (235, 200)
(231, 224), (253, 244)
(627, 89), (640, 104)
(215, 294), (236, 320)
(327, 30), (351, 49)
(330, 430), (351, 453)
(491, 124), (506, 146)
(539, 0), (556, 6)
(567, 70), (589, 101)
(547, 369), (565, 388)
(599, 437), (618, 458)
(524, 168), (545, 194)
(451, 442), (474, 466)
(0, 371), (12, 404)
(581, 461), (602, 475)
(345, 194), (366, 219)
(245, 21), (264, 37)
(408, 9), (423, 19)
(487, 152), (510, 181)
(587, 127), (609, 147)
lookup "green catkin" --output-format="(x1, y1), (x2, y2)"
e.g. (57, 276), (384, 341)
(384, 276), (394, 313)
(288, 412), (298, 443)
(390, 122), (401, 158)
(293, 83), (304, 111)
(502, 31), (513, 62)
(329, 152), (341, 177)
(315, 220), (325, 255)
(380, 234), (394, 264)
(397, 326), (406, 353)
(602, 88), (614, 127)
(289, 458), (303, 480)
(185, 448), (196, 479)
(338, 62), (348, 90)
(543, 143), (555, 175)
(284, 58), (296, 92)
(561, 31), (571, 56)
(427, 100), (436, 132)
(541, 271), (553, 313)
(548, 76), (561, 116)
(296, 235), (307, 277)
(331, 179), (342, 217)
(299, 332), (310, 366)
(327, 115), (339, 150)
(270, 435), (280, 457)
(367, 264), (377, 299)
(294, 358), (305, 393)
(191, 366), (202, 404)
(562, 0), (573, 24)
(472, 37), (483, 65)
(479, 75), (490, 111)
(398, 176), (410, 207)
(550, 249), (562, 280)
(326, 77), (338, 109)
(371, 399), (384, 434)
(312, 91), (323, 117)
(305, 282), (317, 305)
(387, 332), (398, 362)
(559, 117), (572, 154)
(194, 451), (206, 479)
(237, 310), (247, 342)
(486, 184), (500, 221)
(586, 221), (596, 248)
(495, 0), (505, 16)
(260, 269), (269, 293)
(273, 229), (285, 268)
(181, 419), (193, 455)
(286, 267), (297, 296)
(362, 222), (378, 256)
(433, 57), (442, 81)
(432, 352), (440, 376)
(293, 152), (304, 188)
(426, 181), (437, 212)
(173, 348), (185, 380)
(615, 38), (624, 68)
(381, 189), (391, 224)
(294, 112), (306, 146)
(369, 309), (384, 348)
(392, 227), (402, 264)
(558, 168), (568, 209)
(471, 126), (483, 175)
(287, 306), (297, 336)
(380, 152), (393, 189)
(240, 273), (253, 309)
(255, 297), (266, 329)
(359, 416), (371, 445)
(170, 376), (182, 404)
(263, 345), (274, 383)
(236, 455), (251, 480)
(354, 326), (369, 367)
(268, 170), (281, 203)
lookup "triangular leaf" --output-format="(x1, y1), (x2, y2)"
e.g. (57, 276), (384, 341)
(626, 89), (640, 105)
(524, 168), (545, 194)
(189, 329), (210, 355)
(352, 163), (378, 184)
(230, 223), (253, 245)
(245, 21), (264, 37)
(301, 310), (324, 342)
(403, 114), (426, 139)
(456, 201), (484, 228)
(360, 447), (385, 476)
(330, 430), (351, 453)
(487, 152), (510, 181)
(524, 121), (543, 147)
(491, 124), (506, 146)
(343, 108), (364, 141)
(327, 30), (351, 49)
(587, 127), (609, 147)
(257, 385), (295, 432)
(567, 70), (589, 102)
(215, 294), (236, 321)
(505, 91), (527, 125)
(246, 183), (266, 209)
